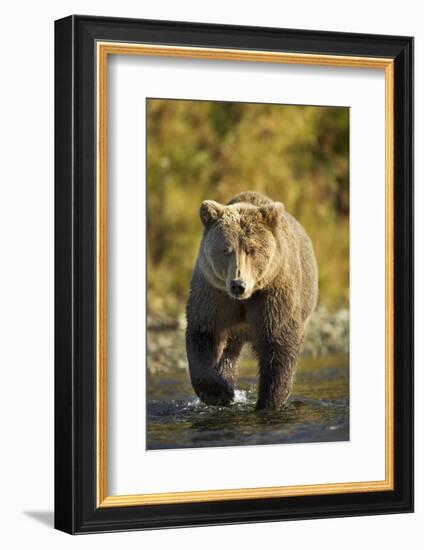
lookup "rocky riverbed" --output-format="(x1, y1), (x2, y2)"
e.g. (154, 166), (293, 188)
(147, 306), (349, 374)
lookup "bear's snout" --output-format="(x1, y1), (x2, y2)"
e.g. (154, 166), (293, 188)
(230, 279), (247, 298)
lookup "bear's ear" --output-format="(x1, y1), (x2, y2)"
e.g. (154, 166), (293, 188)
(200, 200), (225, 228)
(259, 202), (285, 229)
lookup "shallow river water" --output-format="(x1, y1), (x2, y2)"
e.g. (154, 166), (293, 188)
(146, 353), (349, 450)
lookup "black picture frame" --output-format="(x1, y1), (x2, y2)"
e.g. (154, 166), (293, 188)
(55, 14), (414, 534)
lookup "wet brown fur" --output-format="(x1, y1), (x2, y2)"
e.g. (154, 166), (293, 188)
(186, 191), (318, 410)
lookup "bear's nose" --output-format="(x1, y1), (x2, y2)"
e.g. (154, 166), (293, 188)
(230, 279), (246, 297)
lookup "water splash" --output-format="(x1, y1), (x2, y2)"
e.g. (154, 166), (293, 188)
(234, 389), (249, 404)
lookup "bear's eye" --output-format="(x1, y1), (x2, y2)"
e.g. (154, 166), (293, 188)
(246, 248), (256, 257)
(223, 247), (232, 256)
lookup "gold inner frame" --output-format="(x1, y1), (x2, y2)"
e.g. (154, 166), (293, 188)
(96, 42), (395, 508)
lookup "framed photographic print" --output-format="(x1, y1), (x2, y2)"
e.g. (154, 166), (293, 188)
(54, 15), (414, 534)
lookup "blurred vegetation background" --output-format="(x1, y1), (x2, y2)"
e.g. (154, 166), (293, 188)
(147, 99), (349, 319)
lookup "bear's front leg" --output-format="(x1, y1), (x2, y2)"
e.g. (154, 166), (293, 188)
(254, 336), (301, 410)
(248, 294), (304, 411)
(186, 328), (240, 406)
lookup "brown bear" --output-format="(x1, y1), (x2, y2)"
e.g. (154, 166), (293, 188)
(186, 191), (318, 410)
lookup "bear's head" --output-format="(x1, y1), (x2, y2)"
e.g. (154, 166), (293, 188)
(198, 199), (285, 300)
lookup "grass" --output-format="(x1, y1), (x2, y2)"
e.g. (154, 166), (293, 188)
(147, 99), (349, 317)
